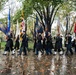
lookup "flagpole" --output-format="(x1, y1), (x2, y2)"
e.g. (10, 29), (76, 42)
(7, 0), (11, 34)
(8, 0), (10, 33)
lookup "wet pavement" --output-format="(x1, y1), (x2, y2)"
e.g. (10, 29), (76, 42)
(0, 50), (76, 75)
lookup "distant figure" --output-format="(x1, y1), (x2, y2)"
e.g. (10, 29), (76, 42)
(46, 32), (53, 55)
(54, 33), (61, 54)
(19, 31), (27, 55)
(65, 33), (73, 55)
(36, 33), (42, 55)
(3, 35), (13, 55)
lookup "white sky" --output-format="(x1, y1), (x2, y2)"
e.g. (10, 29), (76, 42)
(0, 0), (22, 18)
(0, 0), (76, 30)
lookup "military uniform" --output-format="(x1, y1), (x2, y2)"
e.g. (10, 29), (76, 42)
(36, 33), (42, 55)
(3, 35), (13, 55)
(55, 35), (61, 52)
(65, 34), (73, 55)
(46, 34), (53, 55)
(19, 32), (27, 55)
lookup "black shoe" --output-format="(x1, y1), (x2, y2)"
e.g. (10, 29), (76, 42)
(3, 53), (7, 55)
(23, 54), (27, 56)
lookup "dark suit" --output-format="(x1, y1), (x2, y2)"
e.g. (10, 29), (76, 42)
(55, 36), (61, 52)
(36, 34), (42, 55)
(66, 35), (73, 55)
(19, 33), (27, 55)
(4, 38), (13, 52)
(46, 35), (53, 55)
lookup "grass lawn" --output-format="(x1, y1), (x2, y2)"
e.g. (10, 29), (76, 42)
(1, 41), (6, 49)
(0, 41), (34, 51)
(28, 41), (34, 50)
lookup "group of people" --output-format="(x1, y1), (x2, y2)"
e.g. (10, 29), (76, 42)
(3, 31), (28, 55)
(33, 32), (53, 55)
(33, 31), (76, 55)
(3, 29), (76, 56)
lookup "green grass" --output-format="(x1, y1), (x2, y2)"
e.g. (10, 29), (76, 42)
(1, 41), (6, 48)
(0, 41), (34, 51)
(28, 41), (34, 50)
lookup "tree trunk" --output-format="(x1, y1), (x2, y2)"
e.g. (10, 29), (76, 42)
(34, 5), (60, 33)
(47, 24), (51, 32)
(66, 14), (68, 35)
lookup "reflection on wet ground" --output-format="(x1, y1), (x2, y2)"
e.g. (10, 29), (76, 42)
(0, 51), (76, 75)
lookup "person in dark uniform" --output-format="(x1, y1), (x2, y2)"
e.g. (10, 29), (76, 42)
(54, 33), (61, 54)
(65, 33), (73, 55)
(3, 35), (13, 55)
(19, 31), (27, 55)
(36, 33), (42, 55)
(10, 37), (13, 52)
(46, 32), (53, 55)
(12, 35), (20, 54)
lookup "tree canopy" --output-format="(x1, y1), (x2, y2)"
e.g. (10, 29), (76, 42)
(0, 0), (76, 33)
(0, 0), (6, 10)
(21, 0), (66, 32)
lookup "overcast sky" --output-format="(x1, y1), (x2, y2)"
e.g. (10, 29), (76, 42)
(0, 0), (22, 18)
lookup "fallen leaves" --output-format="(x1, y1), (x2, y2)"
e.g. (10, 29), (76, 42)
(0, 68), (11, 74)
(0, 51), (76, 75)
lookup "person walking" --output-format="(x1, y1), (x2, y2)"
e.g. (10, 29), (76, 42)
(54, 33), (61, 54)
(18, 31), (27, 55)
(3, 35), (13, 55)
(46, 32), (53, 55)
(65, 33), (73, 55)
(35, 33), (42, 55)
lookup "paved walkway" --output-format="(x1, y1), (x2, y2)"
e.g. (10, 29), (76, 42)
(0, 50), (76, 75)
